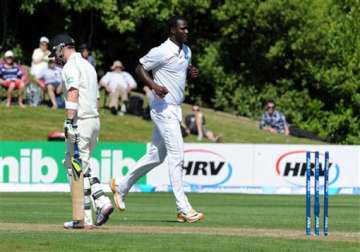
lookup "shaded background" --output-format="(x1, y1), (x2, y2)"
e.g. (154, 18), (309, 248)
(1, 0), (360, 144)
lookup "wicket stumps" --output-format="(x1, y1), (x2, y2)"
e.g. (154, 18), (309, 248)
(323, 152), (329, 236)
(314, 152), (320, 236)
(305, 152), (311, 235)
(305, 151), (329, 236)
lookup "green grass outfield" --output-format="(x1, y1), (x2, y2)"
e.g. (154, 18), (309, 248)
(0, 103), (322, 144)
(0, 193), (359, 251)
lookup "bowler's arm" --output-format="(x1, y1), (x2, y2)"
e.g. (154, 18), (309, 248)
(135, 64), (168, 98)
(135, 64), (157, 90)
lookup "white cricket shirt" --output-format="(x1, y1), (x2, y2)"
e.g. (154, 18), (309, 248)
(62, 53), (99, 119)
(139, 38), (191, 106)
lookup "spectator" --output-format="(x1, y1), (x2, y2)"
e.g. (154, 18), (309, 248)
(0, 50), (26, 107)
(184, 105), (222, 142)
(259, 100), (289, 135)
(99, 60), (137, 115)
(143, 86), (154, 103)
(142, 86), (153, 121)
(79, 44), (96, 67)
(31, 36), (50, 78)
(35, 58), (63, 109)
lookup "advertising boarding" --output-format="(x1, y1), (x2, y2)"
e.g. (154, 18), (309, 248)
(1, 142), (359, 195)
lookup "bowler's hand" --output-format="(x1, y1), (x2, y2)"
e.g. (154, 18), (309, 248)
(105, 86), (112, 94)
(189, 66), (199, 79)
(152, 84), (169, 98)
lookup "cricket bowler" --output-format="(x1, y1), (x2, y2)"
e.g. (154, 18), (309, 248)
(110, 16), (204, 223)
(49, 33), (114, 229)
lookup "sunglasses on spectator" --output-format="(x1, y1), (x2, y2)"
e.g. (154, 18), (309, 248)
(267, 105), (275, 109)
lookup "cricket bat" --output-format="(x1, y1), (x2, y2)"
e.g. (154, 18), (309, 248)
(70, 143), (84, 227)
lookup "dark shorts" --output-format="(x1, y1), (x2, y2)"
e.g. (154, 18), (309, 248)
(46, 82), (61, 88)
(276, 128), (285, 134)
(189, 125), (208, 135)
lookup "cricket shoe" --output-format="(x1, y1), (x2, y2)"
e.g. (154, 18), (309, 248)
(63, 220), (94, 229)
(176, 209), (205, 223)
(110, 178), (126, 211)
(95, 203), (114, 226)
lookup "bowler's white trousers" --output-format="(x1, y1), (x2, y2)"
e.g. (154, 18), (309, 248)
(119, 103), (192, 213)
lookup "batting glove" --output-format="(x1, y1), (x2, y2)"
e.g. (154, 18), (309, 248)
(64, 119), (79, 144)
(62, 153), (73, 176)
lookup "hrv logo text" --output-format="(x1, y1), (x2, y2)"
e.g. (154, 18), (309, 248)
(275, 150), (340, 187)
(182, 149), (233, 187)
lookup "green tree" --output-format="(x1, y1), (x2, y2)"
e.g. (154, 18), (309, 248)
(2, 0), (360, 143)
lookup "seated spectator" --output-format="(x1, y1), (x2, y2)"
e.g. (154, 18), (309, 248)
(35, 58), (63, 109)
(100, 60), (137, 115)
(143, 86), (154, 103)
(79, 44), (96, 67)
(142, 86), (153, 120)
(184, 105), (222, 142)
(0, 50), (26, 107)
(259, 100), (289, 135)
(31, 36), (50, 78)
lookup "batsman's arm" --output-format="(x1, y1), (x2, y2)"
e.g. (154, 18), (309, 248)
(64, 87), (80, 144)
(97, 83), (100, 109)
(66, 87), (79, 119)
(135, 64), (168, 98)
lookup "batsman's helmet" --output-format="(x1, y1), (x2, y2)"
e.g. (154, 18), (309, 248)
(49, 33), (75, 57)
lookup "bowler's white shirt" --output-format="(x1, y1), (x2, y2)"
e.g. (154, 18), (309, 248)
(100, 71), (137, 92)
(62, 53), (99, 119)
(139, 38), (191, 106)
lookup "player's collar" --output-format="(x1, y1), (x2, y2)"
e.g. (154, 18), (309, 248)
(167, 38), (183, 55)
(68, 52), (81, 60)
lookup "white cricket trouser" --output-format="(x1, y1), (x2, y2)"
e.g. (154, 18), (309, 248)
(119, 103), (192, 214)
(65, 117), (110, 224)
(66, 117), (100, 175)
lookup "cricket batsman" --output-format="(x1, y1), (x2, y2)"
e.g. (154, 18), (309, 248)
(49, 34), (114, 229)
(110, 16), (204, 223)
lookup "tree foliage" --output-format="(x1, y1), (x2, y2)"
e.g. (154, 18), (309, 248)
(197, 0), (360, 143)
(1, 0), (359, 143)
